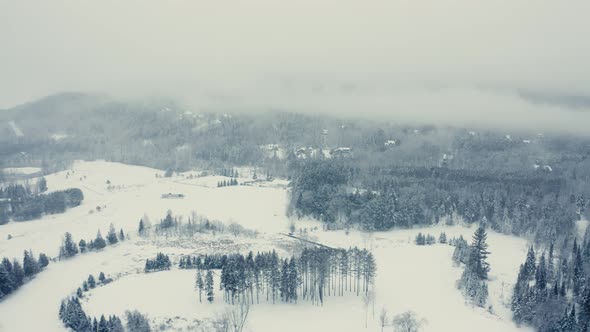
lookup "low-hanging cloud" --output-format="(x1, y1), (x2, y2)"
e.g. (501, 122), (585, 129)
(1, 0), (589, 133)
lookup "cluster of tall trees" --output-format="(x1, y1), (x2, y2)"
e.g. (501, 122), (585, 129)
(186, 247), (376, 307)
(511, 230), (590, 331)
(0, 250), (49, 299)
(179, 254), (229, 270)
(59, 297), (151, 332)
(59, 226), (125, 260)
(217, 178), (239, 187)
(455, 225), (490, 307)
(144, 253), (171, 272)
(195, 269), (215, 303)
(220, 168), (240, 178)
(414, 233), (436, 246)
(0, 182), (83, 223)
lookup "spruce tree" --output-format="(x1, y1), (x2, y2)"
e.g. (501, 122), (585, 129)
(98, 315), (109, 332)
(107, 223), (118, 245)
(523, 246), (536, 281)
(471, 224), (490, 279)
(23, 249), (39, 277)
(38, 177), (48, 193)
(548, 242), (556, 284)
(138, 219), (145, 236)
(0, 263), (14, 297)
(196, 270), (204, 303)
(288, 257), (298, 302)
(206, 270), (214, 303)
(88, 274), (96, 288)
(60, 232), (79, 259)
(94, 230), (107, 249)
(79, 239), (87, 253)
(38, 253), (49, 268)
(11, 260), (24, 286)
(535, 253), (547, 297)
(573, 248), (585, 296)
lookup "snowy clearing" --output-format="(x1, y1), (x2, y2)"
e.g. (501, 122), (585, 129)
(0, 161), (533, 332)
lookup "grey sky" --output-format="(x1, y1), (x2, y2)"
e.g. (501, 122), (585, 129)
(1, 0), (590, 132)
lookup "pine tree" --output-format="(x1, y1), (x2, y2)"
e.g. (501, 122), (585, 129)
(548, 242), (556, 284)
(470, 224), (491, 279)
(99, 272), (106, 283)
(76, 287), (83, 298)
(79, 239), (87, 253)
(119, 229), (125, 241)
(574, 247), (585, 296)
(0, 263), (14, 297)
(59, 300), (66, 320)
(138, 219), (145, 236)
(11, 260), (24, 286)
(107, 223), (118, 245)
(580, 285), (590, 327)
(98, 314), (109, 332)
(38, 177), (48, 193)
(94, 230), (107, 249)
(206, 270), (214, 303)
(60, 232), (79, 259)
(196, 270), (204, 303)
(88, 274), (96, 288)
(23, 249), (39, 277)
(288, 257), (298, 303)
(501, 207), (512, 234)
(280, 259), (290, 302)
(535, 253), (547, 298)
(523, 246), (536, 281)
(38, 252), (49, 268)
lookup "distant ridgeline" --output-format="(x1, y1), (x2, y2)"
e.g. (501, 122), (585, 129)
(0, 179), (83, 224)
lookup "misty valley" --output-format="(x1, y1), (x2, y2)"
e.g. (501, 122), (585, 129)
(0, 94), (588, 332)
(2, 2), (590, 331)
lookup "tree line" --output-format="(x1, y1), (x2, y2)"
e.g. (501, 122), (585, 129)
(58, 224), (126, 260)
(0, 182), (83, 223)
(60, 297), (151, 332)
(145, 253), (171, 272)
(511, 227), (590, 331)
(288, 159), (587, 247)
(0, 250), (49, 299)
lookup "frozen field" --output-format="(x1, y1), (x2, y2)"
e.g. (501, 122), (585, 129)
(0, 161), (533, 332)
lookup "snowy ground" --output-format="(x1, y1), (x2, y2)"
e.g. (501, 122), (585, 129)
(0, 161), (533, 332)
(1, 166), (42, 175)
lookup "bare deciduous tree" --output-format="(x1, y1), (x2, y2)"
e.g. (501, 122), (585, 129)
(379, 307), (389, 332)
(392, 311), (426, 332)
(220, 302), (249, 332)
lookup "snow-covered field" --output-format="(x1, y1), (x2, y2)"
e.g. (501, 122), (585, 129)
(1, 166), (42, 175)
(0, 161), (533, 332)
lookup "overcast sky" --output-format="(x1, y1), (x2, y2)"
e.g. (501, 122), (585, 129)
(1, 1), (590, 132)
